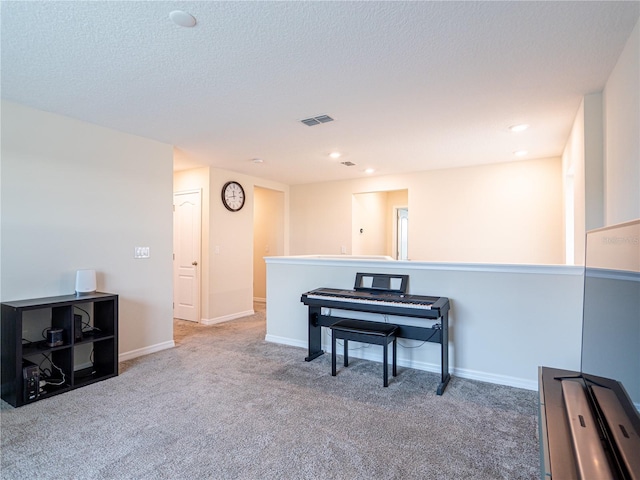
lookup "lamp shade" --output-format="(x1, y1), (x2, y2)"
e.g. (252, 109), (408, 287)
(75, 269), (97, 295)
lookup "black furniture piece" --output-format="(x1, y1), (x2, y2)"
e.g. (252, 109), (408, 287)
(301, 272), (451, 395)
(538, 221), (640, 479)
(538, 366), (640, 479)
(330, 319), (398, 387)
(1, 292), (118, 407)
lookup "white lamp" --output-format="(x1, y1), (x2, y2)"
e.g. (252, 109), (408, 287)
(75, 269), (97, 295)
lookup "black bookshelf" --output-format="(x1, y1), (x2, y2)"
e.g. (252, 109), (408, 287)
(1, 292), (118, 407)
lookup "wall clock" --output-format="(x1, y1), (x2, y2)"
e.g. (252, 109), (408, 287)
(221, 181), (245, 212)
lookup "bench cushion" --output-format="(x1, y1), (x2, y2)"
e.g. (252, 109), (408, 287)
(330, 319), (398, 337)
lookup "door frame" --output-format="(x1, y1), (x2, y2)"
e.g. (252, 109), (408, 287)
(394, 206), (409, 260)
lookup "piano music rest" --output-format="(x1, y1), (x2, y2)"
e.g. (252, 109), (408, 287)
(330, 319), (398, 387)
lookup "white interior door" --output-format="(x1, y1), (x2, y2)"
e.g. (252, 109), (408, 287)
(173, 190), (201, 322)
(397, 208), (409, 260)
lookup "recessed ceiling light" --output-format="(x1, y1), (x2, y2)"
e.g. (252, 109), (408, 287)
(513, 150), (528, 157)
(170, 10), (197, 28)
(329, 152), (341, 159)
(509, 124), (529, 132)
(365, 168), (375, 174)
(252, 158), (263, 164)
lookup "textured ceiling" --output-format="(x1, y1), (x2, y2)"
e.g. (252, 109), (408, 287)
(2, 1), (639, 185)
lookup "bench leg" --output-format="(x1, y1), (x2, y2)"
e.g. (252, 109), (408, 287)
(344, 339), (349, 367)
(330, 328), (399, 387)
(331, 331), (337, 376)
(393, 338), (397, 377)
(383, 341), (389, 387)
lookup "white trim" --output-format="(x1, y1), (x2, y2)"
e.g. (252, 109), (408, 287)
(586, 267), (640, 282)
(201, 309), (255, 325)
(119, 340), (175, 362)
(451, 366), (537, 391)
(264, 335), (537, 391)
(173, 188), (203, 195)
(265, 334), (307, 349)
(264, 256), (582, 276)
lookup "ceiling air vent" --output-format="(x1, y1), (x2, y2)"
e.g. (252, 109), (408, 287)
(300, 114), (334, 126)
(315, 115), (333, 123)
(341, 161), (356, 167)
(301, 117), (320, 126)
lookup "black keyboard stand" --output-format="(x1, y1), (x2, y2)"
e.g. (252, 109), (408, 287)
(301, 294), (451, 395)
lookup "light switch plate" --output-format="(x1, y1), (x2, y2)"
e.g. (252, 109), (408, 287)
(134, 246), (150, 258)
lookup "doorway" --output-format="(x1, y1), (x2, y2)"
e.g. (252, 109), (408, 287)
(173, 190), (202, 322)
(351, 189), (408, 257)
(396, 207), (408, 260)
(253, 187), (285, 304)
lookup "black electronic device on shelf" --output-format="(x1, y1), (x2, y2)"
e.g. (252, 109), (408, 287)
(1, 292), (118, 407)
(539, 219), (640, 480)
(22, 359), (40, 403)
(74, 313), (83, 341)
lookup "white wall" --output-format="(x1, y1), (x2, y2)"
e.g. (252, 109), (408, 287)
(174, 163), (290, 322)
(210, 169), (289, 321)
(584, 93), (605, 231)
(1, 101), (174, 359)
(562, 94), (606, 265)
(291, 157), (564, 264)
(562, 101), (585, 265)
(411, 158), (563, 263)
(266, 257), (583, 390)
(603, 18), (640, 225)
(562, 18), (639, 261)
(352, 192), (388, 256)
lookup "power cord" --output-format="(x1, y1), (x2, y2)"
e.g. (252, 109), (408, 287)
(38, 353), (66, 387)
(323, 308), (371, 351)
(321, 309), (442, 352)
(324, 325), (371, 351)
(382, 314), (441, 348)
(74, 306), (102, 333)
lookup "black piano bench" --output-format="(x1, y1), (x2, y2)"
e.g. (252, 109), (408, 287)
(330, 319), (398, 387)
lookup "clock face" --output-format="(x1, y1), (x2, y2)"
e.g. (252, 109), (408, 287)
(222, 181), (245, 212)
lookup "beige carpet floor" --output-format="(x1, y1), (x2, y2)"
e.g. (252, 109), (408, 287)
(1, 310), (539, 479)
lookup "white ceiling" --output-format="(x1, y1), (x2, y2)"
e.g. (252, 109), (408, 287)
(2, 1), (638, 185)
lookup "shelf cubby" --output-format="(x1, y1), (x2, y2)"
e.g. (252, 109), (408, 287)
(1, 292), (118, 407)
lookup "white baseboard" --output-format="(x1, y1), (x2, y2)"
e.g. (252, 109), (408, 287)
(201, 309), (255, 325)
(265, 334), (307, 349)
(451, 366), (537, 390)
(264, 336), (537, 391)
(119, 310), (255, 362)
(119, 340), (175, 362)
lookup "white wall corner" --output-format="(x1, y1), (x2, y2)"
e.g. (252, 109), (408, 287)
(201, 310), (255, 325)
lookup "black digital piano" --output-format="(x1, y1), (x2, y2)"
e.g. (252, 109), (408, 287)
(301, 273), (451, 394)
